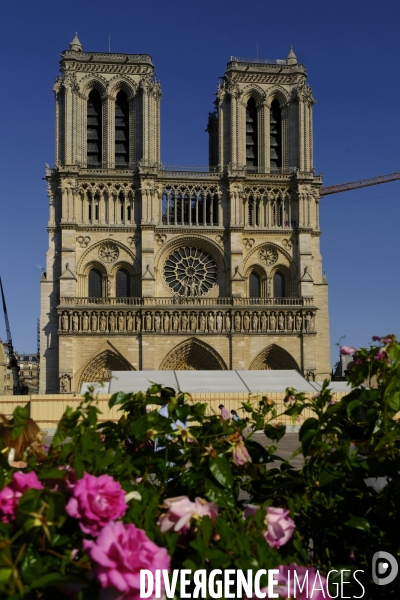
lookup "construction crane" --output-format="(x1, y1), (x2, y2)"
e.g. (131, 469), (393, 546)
(0, 277), (21, 395)
(320, 171), (400, 196)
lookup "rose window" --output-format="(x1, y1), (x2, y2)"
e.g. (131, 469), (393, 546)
(99, 242), (119, 263)
(259, 245), (278, 266)
(164, 247), (217, 296)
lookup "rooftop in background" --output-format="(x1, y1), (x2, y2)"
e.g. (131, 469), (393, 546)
(228, 46), (303, 70)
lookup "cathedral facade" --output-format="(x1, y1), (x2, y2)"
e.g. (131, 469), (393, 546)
(40, 35), (330, 393)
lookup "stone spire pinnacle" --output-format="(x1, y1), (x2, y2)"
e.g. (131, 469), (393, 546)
(69, 32), (82, 52)
(286, 46), (297, 65)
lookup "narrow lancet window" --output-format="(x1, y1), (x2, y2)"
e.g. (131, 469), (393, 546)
(88, 268), (102, 297)
(116, 269), (131, 297)
(270, 99), (282, 171)
(273, 271), (285, 298)
(249, 271), (261, 298)
(115, 91), (129, 166)
(246, 98), (258, 171)
(87, 90), (102, 167)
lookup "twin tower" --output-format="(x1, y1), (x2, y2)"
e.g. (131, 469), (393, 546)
(40, 34), (330, 393)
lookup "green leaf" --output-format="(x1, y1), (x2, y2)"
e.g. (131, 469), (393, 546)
(345, 515), (370, 532)
(264, 423), (286, 442)
(0, 568), (12, 586)
(11, 405), (29, 440)
(209, 454), (233, 488)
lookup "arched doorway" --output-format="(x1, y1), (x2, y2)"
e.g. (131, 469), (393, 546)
(160, 338), (227, 370)
(79, 350), (135, 388)
(250, 344), (299, 370)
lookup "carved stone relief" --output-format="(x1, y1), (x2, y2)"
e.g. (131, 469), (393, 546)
(99, 242), (119, 263)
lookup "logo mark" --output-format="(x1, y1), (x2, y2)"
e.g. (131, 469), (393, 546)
(372, 551), (398, 586)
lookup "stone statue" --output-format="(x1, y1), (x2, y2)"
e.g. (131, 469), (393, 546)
(208, 312), (215, 331)
(216, 312), (223, 332)
(189, 279), (198, 297)
(82, 312), (89, 332)
(60, 374), (70, 393)
(109, 312), (116, 332)
(199, 312), (206, 332)
(278, 313), (284, 330)
(269, 312), (276, 330)
(252, 312), (258, 331)
(62, 312), (69, 331)
(287, 312), (293, 331)
(172, 312), (179, 331)
(136, 314), (142, 332)
(145, 312), (152, 331)
(305, 312), (312, 332)
(118, 312), (124, 331)
(225, 313), (231, 332)
(234, 312), (241, 331)
(181, 313), (188, 331)
(91, 312), (98, 331)
(154, 313), (161, 333)
(72, 313), (79, 332)
(243, 312), (250, 331)
(163, 312), (170, 332)
(296, 313), (302, 331)
(190, 313), (197, 332)
(100, 313), (107, 331)
(127, 312), (133, 331)
(261, 312), (267, 331)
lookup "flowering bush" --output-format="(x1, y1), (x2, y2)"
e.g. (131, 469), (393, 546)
(0, 334), (399, 597)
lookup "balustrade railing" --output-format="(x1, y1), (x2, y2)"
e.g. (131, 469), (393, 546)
(59, 296), (313, 307)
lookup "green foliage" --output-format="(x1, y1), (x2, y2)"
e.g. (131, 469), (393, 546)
(1, 336), (400, 597)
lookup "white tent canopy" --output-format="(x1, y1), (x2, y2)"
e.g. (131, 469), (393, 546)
(81, 370), (321, 395)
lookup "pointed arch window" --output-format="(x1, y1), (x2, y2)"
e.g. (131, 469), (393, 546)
(87, 90), (102, 167)
(115, 90), (129, 166)
(273, 271), (285, 298)
(270, 99), (282, 171)
(116, 269), (131, 297)
(246, 98), (258, 171)
(249, 271), (261, 298)
(88, 268), (102, 297)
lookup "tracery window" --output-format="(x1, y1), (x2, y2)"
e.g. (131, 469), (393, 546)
(270, 99), (282, 171)
(116, 269), (131, 297)
(248, 196), (260, 226)
(162, 190), (218, 226)
(249, 271), (261, 298)
(164, 247), (217, 296)
(115, 91), (129, 166)
(273, 271), (285, 298)
(87, 90), (102, 167)
(88, 268), (102, 297)
(246, 98), (258, 171)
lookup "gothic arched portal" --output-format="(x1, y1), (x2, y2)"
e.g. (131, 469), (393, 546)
(250, 344), (299, 371)
(79, 350), (135, 388)
(160, 338), (227, 370)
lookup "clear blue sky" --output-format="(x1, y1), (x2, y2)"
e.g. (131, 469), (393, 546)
(1, 0), (399, 367)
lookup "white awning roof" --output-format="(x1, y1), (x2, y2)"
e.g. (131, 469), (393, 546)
(82, 370), (320, 395)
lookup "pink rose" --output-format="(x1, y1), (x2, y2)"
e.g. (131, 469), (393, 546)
(0, 471), (43, 523)
(340, 346), (356, 356)
(232, 440), (251, 466)
(374, 349), (387, 361)
(84, 521), (170, 600)
(243, 505), (295, 549)
(159, 496), (218, 533)
(273, 564), (328, 599)
(66, 473), (127, 535)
